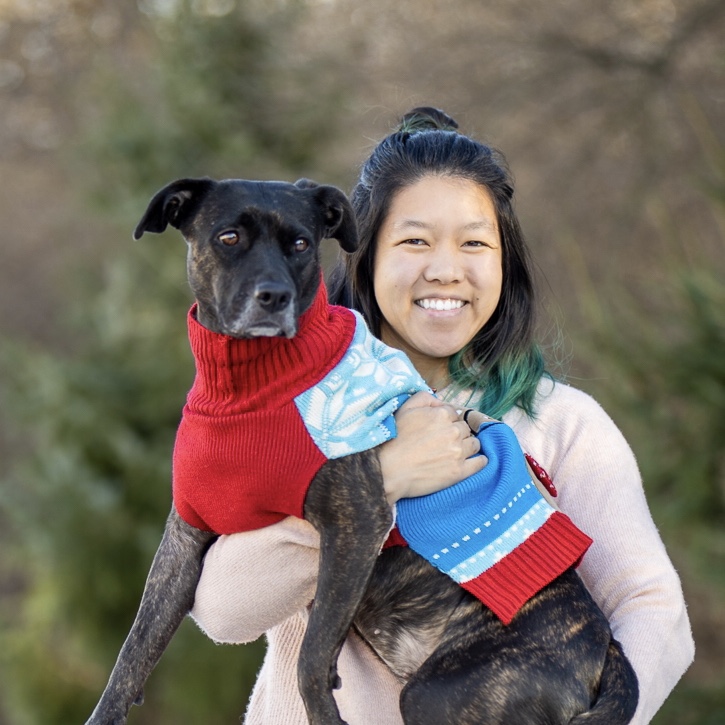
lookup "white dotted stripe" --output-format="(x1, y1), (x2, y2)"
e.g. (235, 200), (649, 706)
(431, 483), (534, 560)
(447, 501), (555, 581)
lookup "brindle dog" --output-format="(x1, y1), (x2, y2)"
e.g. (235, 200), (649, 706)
(85, 177), (638, 725)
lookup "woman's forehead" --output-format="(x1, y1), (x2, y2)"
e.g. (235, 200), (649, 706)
(381, 176), (499, 234)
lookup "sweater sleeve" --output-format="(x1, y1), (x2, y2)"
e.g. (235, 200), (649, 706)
(190, 516), (321, 644)
(509, 382), (694, 725)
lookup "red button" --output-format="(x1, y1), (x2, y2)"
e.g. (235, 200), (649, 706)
(525, 454), (558, 497)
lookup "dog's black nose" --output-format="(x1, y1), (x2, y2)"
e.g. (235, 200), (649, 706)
(254, 282), (292, 313)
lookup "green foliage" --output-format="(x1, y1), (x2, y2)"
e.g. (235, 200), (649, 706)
(0, 248), (263, 724)
(594, 270), (725, 528)
(78, 0), (345, 217)
(589, 264), (725, 725)
(579, 120), (725, 534)
(577, 140), (725, 722)
(0, 2), (352, 722)
(653, 683), (725, 725)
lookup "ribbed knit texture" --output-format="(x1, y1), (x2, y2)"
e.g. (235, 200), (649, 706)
(396, 421), (592, 623)
(173, 284), (357, 533)
(173, 282), (428, 534)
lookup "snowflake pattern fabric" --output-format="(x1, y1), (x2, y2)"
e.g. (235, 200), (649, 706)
(294, 311), (429, 458)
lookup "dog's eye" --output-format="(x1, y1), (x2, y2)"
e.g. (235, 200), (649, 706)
(294, 238), (309, 253)
(218, 230), (240, 246)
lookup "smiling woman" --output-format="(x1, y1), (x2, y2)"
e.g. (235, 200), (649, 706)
(373, 175), (503, 390)
(334, 109), (543, 421)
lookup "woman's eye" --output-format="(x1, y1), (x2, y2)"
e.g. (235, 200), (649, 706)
(294, 238), (310, 253)
(401, 238), (427, 246)
(218, 230), (240, 246)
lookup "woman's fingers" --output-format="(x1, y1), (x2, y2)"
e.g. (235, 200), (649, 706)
(379, 399), (487, 503)
(400, 391), (460, 422)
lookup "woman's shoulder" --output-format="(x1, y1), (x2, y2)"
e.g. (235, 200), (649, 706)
(505, 377), (631, 461)
(535, 376), (608, 417)
(508, 376), (609, 424)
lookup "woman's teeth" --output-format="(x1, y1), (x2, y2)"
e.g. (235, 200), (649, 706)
(417, 299), (465, 311)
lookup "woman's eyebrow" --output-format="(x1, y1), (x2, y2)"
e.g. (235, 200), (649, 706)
(391, 219), (433, 231)
(461, 220), (498, 233)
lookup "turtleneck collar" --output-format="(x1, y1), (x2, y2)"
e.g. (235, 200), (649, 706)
(185, 282), (357, 414)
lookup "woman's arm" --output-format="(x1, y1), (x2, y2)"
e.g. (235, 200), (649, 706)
(190, 516), (320, 643)
(511, 384), (694, 725)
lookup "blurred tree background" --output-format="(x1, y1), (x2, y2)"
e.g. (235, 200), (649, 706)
(0, 0), (723, 722)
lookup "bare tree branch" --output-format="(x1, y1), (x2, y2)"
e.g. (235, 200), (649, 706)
(538, 0), (725, 78)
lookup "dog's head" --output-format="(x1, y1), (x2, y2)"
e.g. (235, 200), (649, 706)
(134, 177), (358, 338)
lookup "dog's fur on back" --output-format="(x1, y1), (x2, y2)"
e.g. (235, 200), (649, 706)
(84, 177), (638, 725)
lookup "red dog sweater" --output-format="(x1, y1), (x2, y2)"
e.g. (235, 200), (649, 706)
(173, 284), (426, 533)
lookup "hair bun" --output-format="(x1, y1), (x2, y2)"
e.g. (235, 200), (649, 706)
(396, 106), (459, 134)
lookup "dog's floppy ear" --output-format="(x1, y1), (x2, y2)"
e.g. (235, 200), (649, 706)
(133, 177), (215, 240)
(297, 180), (358, 253)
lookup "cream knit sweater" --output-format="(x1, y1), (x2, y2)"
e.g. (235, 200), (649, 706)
(190, 379), (694, 724)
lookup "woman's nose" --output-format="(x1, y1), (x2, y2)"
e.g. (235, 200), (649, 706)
(422, 246), (463, 284)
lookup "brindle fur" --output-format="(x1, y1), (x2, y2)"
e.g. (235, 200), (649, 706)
(359, 548), (637, 724)
(85, 177), (638, 725)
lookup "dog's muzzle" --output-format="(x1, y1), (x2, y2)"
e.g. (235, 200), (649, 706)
(223, 286), (298, 339)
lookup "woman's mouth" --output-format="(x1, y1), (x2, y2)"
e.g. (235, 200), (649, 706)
(415, 298), (466, 311)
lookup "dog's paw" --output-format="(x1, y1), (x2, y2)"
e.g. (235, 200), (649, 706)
(308, 712), (348, 725)
(327, 662), (342, 690)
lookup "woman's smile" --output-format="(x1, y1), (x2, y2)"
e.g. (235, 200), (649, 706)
(415, 297), (467, 311)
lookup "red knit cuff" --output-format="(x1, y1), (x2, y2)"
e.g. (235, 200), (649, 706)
(460, 512), (593, 624)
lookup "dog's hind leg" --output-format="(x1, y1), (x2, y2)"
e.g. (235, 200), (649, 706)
(568, 640), (639, 725)
(85, 507), (217, 725)
(299, 452), (393, 725)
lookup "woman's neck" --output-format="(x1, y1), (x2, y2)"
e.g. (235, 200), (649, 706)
(376, 323), (450, 391)
(413, 357), (450, 393)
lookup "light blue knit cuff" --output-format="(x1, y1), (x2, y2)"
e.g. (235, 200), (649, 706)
(295, 311), (428, 459)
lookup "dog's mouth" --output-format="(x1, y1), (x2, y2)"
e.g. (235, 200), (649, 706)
(218, 291), (299, 339)
(240, 324), (296, 339)
(221, 315), (298, 339)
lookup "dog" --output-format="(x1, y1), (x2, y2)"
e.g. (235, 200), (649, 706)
(84, 176), (638, 725)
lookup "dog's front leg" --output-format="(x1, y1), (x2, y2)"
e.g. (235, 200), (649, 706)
(299, 451), (393, 725)
(85, 506), (217, 725)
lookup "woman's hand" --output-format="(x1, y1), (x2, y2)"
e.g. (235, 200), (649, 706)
(380, 391), (486, 504)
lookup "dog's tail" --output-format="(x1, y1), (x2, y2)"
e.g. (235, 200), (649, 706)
(569, 639), (639, 725)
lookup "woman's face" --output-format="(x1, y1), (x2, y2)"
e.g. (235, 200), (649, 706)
(373, 175), (503, 388)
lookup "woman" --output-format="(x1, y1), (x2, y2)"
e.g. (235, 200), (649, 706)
(190, 108), (694, 724)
